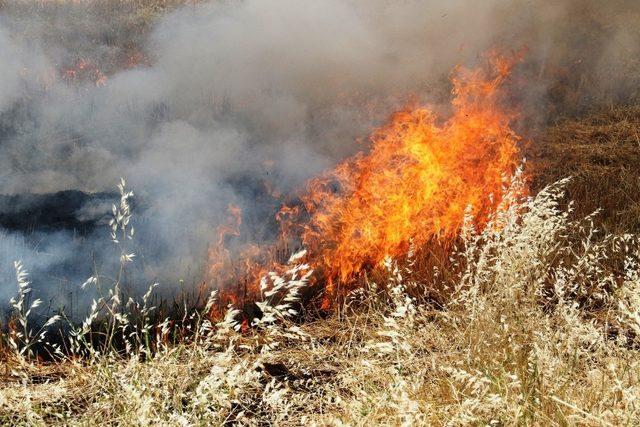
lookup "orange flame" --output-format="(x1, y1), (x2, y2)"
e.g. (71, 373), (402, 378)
(208, 52), (523, 310)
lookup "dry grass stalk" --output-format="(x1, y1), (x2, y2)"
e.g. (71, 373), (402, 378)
(0, 171), (638, 425)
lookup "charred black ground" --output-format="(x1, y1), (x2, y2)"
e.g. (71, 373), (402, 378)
(0, 191), (116, 234)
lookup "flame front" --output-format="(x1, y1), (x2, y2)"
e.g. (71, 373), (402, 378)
(208, 53), (522, 309)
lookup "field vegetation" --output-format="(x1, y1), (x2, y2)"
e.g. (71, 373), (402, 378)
(1, 156), (639, 425)
(1, 1), (640, 425)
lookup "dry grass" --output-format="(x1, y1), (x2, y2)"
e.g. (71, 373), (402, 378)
(1, 169), (639, 425)
(0, 0), (198, 77)
(529, 105), (640, 233)
(0, 3), (639, 423)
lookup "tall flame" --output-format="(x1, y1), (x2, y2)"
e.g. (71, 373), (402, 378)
(208, 53), (522, 309)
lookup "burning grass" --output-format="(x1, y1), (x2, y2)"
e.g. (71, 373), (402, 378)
(1, 170), (640, 425)
(209, 52), (523, 311)
(0, 47), (640, 423)
(0, 1), (639, 424)
(0, 0), (193, 85)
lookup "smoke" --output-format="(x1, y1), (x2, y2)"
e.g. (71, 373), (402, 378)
(0, 0), (639, 314)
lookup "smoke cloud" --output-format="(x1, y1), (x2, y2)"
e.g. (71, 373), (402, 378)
(0, 0), (639, 315)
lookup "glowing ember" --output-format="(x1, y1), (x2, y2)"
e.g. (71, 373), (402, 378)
(61, 58), (107, 87)
(122, 47), (152, 69)
(208, 53), (522, 309)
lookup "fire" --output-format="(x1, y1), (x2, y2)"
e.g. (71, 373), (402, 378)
(61, 58), (107, 87)
(207, 204), (275, 311)
(208, 53), (522, 310)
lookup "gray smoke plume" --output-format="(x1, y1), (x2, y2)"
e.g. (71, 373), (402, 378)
(0, 0), (639, 315)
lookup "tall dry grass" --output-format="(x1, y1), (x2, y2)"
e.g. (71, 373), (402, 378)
(0, 168), (639, 425)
